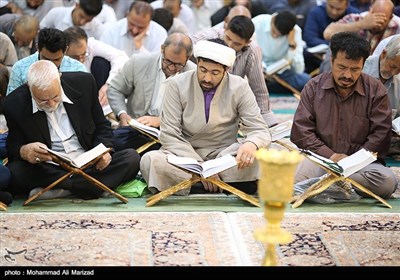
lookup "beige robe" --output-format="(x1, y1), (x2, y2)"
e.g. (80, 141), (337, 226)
(140, 70), (271, 195)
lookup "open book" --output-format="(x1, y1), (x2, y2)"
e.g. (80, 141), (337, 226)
(129, 119), (160, 139)
(301, 148), (377, 178)
(307, 44), (329, 54)
(265, 58), (290, 76)
(166, 154), (237, 178)
(44, 143), (110, 168)
(270, 120), (292, 141)
(392, 116), (400, 135)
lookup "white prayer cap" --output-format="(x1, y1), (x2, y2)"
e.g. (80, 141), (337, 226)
(194, 40), (236, 67)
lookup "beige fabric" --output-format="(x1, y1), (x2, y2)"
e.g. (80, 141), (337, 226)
(140, 70), (270, 194)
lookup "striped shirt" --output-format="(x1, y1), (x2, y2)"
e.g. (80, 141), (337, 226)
(191, 28), (277, 127)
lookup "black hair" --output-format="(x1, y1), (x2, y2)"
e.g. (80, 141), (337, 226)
(38, 28), (68, 53)
(330, 31), (370, 62)
(79, 0), (103, 16)
(226, 15), (254, 42)
(152, 8), (173, 32)
(275, 11), (296, 36)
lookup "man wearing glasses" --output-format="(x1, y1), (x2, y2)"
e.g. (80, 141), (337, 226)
(2, 60), (140, 201)
(107, 33), (196, 153)
(64, 26), (129, 117)
(6, 28), (86, 95)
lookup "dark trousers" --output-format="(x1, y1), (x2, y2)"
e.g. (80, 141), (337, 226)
(113, 126), (161, 155)
(7, 148), (140, 199)
(91, 57), (111, 91)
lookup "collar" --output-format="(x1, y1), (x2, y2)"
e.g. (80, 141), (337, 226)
(321, 72), (366, 97)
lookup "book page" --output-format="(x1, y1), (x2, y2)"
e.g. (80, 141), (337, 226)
(201, 154), (237, 178)
(392, 117), (400, 134)
(307, 44), (329, 54)
(337, 149), (376, 177)
(166, 154), (203, 174)
(266, 59), (290, 75)
(270, 120), (292, 141)
(129, 119), (160, 139)
(72, 143), (109, 168)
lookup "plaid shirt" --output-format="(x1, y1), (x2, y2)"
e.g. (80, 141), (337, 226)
(338, 12), (400, 53)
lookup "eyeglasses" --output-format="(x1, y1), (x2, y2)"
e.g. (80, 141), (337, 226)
(69, 51), (90, 61)
(34, 95), (62, 106)
(162, 56), (186, 70)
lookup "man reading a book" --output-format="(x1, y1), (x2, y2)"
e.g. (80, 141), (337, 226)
(2, 60), (140, 200)
(140, 40), (271, 195)
(107, 33), (196, 153)
(291, 32), (397, 199)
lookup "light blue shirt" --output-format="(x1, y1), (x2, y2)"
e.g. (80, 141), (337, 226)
(252, 14), (305, 74)
(6, 52), (87, 95)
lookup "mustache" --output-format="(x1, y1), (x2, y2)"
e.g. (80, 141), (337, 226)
(339, 77), (353, 83)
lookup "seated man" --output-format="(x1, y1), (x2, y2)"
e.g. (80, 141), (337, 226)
(252, 11), (310, 94)
(291, 32), (397, 199)
(363, 34), (400, 157)
(3, 60), (140, 200)
(6, 27), (86, 95)
(64, 26), (129, 116)
(191, 13), (278, 127)
(140, 40), (271, 195)
(107, 33), (196, 152)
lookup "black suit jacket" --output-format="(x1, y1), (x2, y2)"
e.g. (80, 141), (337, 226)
(3, 71), (113, 162)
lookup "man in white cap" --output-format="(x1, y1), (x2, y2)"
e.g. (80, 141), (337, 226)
(140, 40), (271, 195)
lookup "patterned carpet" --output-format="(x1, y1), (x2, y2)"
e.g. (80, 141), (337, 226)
(1, 212), (399, 266)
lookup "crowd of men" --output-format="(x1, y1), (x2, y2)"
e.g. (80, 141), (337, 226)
(1, 0), (400, 207)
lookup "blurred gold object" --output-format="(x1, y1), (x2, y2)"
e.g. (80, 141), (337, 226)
(254, 148), (302, 266)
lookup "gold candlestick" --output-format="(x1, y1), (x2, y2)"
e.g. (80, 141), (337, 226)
(254, 148), (302, 266)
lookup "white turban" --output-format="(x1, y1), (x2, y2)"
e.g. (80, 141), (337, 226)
(194, 40), (236, 67)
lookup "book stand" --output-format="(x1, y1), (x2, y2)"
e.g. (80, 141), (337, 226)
(130, 126), (161, 154)
(0, 201), (6, 211)
(146, 165), (260, 207)
(275, 141), (392, 209)
(23, 148), (128, 206)
(264, 71), (301, 100)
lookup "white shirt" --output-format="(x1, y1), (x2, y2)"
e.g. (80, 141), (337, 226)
(40, 6), (105, 40)
(252, 14), (305, 74)
(150, 0), (195, 34)
(95, 4), (117, 24)
(12, 0), (64, 22)
(100, 18), (167, 57)
(85, 37), (129, 83)
(184, 0), (222, 33)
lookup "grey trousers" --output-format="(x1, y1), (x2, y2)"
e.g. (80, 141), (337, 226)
(294, 158), (398, 198)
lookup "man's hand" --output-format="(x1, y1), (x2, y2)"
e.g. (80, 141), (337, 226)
(329, 153), (348, 162)
(118, 113), (132, 127)
(236, 142), (257, 169)
(362, 11), (387, 30)
(136, 115), (160, 127)
(98, 84), (109, 107)
(201, 174), (222, 193)
(133, 25), (150, 50)
(95, 152), (112, 171)
(20, 142), (52, 164)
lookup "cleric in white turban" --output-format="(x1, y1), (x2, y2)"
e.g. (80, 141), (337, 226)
(193, 40), (236, 67)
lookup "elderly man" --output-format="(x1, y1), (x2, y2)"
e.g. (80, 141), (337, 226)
(107, 33), (195, 152)
(3, 60), (140, 200)
(291, 32), (397, 199)
(363, 35), (400, 158)
(140, 40), (270, 195)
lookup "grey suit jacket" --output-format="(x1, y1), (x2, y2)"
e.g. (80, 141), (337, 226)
(107, 52), (196, 118)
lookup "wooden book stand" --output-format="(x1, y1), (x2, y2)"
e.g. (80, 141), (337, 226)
(146, 165), (260, 207)
(275, 140), (392, 209)
(130, 126), (161, 154)
(23, 148), (128, 206)
(264, 71), (301, 100)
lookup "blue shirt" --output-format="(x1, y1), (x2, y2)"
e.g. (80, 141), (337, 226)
(6, 52), (87, 95)
(303, 4), (360, 47)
